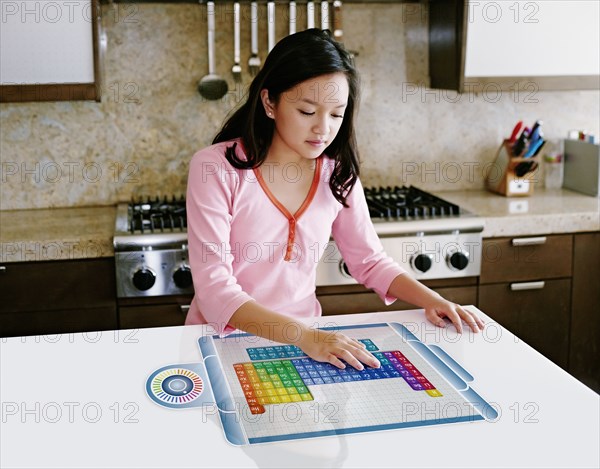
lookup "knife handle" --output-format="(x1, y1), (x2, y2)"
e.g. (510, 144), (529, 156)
(524, 138), (544, 158)
(509, 120), (523, 143)
(529, 126), (542, 145)
(529, 120), (542, 140)
(512, 132), (528, 156)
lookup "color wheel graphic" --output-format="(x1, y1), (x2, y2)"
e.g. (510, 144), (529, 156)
(150, 368), (203, 405)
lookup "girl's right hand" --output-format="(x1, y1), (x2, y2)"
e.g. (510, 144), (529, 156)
(298, 328), (380, 370)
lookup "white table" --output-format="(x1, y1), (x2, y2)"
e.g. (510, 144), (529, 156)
(1, 307), (598, 468)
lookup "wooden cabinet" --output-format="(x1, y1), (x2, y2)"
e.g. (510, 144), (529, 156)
(429, 0), (600, 92)
(480, 234), (572, 283)
(317, 277), (478, 316)
(0, 0), (103, 102)
(479, 279), (571, 368)
(0, 258), (118, 337)
(118, 295), (192, 330)
(478, 234), (573, 370)
(570, 232), (600, 391)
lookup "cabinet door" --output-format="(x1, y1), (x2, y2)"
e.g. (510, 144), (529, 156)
(465, 2), (599, 78)
(430, 0), (600, 91)
(0, 0), (102, 102)
(479, 279), (571, 369)
(0, 259), (116, 313)
(0, 258), (118, 337)
(570, 233), (600, 392)
(0, 307), (117, 338)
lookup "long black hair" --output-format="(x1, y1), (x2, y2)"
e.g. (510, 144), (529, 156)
(213, 28), (360, 207)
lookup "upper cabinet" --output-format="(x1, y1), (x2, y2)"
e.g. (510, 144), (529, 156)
(429, 0), (600, 92)
(0, 0), (103, 102)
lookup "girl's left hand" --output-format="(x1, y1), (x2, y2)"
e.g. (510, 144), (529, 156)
(424, 299), (485, 333)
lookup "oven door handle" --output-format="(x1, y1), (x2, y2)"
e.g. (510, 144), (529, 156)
(180, 305), (191, 315)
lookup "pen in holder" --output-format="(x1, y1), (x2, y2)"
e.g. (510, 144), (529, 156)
(486, 139), (540, 197)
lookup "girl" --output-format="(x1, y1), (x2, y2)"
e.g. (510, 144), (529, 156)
(185, 29), (484, 371)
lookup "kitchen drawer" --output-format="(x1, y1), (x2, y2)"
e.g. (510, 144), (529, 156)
(480, 235), (572, 284)
(0, 259), (117, 313)
(479, 278), (571, 369)
(0, 306), (117, 338)
(318, 286), (477, 316)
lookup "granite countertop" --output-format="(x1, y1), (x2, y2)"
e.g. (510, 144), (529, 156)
(0, 206), (116, 263)
(0, 189), (598, 263)
(435, 188), (600, 238)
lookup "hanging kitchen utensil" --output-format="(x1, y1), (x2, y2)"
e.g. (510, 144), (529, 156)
(307, 1), (315, 29)
(232, 1), (242, 81)
(289, 1), (297, 35)
(198, 1), (228, 100)
(267, 1), (276, 52)
(248, 1), (261, 75)
(332, 1), (343, 42)
(321, 1), (329, 30)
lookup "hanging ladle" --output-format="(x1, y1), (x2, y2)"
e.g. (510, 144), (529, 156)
(198, 1), (228, 100)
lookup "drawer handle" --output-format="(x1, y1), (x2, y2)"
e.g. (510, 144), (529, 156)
(510, 281), (545, 291)
(512, 236), (547, 246)
(0, 266), (5, 274)
(180, 305), (191, 315)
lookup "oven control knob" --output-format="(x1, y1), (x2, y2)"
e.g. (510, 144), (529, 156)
(132, 268), (156, 291)
(447, 251), (469, 271)
(411, 253), (433, 273)
(173, 266), (193, 289)
(339, 260), (352, 277)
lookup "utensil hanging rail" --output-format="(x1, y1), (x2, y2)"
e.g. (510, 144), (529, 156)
(101, 0), (419, 5)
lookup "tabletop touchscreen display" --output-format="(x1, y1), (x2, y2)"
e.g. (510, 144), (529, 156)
(197, 323), (497, 445)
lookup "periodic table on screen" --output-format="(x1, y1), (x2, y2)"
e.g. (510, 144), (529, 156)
(197, 322), (497, 445)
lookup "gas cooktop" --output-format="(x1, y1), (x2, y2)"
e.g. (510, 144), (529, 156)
(363, 186), (483, 236)
(365, 185), (465, 218)
(114, 186), (483, 242)
(113, 186), (484, 296)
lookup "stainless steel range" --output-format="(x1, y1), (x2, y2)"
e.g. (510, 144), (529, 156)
(113, 187), (483, 298)
(113, 197), (193, 298)
(317, 186), (484, 286)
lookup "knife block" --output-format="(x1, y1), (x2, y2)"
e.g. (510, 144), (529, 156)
(486, 140), (539, 197)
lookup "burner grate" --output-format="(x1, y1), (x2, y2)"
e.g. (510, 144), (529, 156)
(363, 186), (460, 220)
(128, 195), (187, 234)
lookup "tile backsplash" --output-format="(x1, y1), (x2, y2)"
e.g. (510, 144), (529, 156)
(1, 3), (598, 210)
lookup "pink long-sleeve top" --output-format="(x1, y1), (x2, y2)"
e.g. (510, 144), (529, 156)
(185, 139), (406, 335)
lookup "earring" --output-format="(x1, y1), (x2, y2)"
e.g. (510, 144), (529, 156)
(267, 112), (273, 118)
